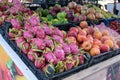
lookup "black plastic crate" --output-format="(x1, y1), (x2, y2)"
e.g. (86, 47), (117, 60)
(89, 49), (120, 66)
(53, 23), (75, 31)
(3, 22), (91, 80)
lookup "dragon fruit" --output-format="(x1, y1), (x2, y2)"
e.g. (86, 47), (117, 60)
(34, 57), (45, 69)
(27, 49), (38, 62)
(23, 30), (34, 41)
(62, 43), (71, 55)
(44, 51), (57, 63)
(11, 19), (21, 29)
(21, 42), (30, 54)
(64, 55), (74, 70)
(69, 43), (79, 54)
(42, 64), (55, 77)
(54, 28), (63, 38)
(53, 35), (63, 43)
(35, 27), (45, 39)
(55, 61), (64, 73)
(8, 32), (15, 38)
(15, 37), (25, 47)
(24, 22), (32, 31)
(29, 16), (40, 27)
(54, 47), (65, 60)
(31, 38), (46, 50)
(73, 55), (80, 67)
(79, 54), (85, 64)
(43, 24), (53, 35)
(44, 38), (54, 49)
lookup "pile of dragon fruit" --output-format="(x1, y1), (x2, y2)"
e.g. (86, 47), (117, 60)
(8, 15), (86, 74)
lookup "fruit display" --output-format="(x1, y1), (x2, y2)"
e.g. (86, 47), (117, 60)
(109, 20), (120, 34)
(0, 0), (120, 80)
(7, 10), (88, 78)
(36, 1), (119, 25)
(67, 21), (120, 56)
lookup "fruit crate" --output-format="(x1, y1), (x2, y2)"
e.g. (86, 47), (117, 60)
(53, 23), (74, 31)
(3, 22), (91, 80)
(89, 48), (120, 66)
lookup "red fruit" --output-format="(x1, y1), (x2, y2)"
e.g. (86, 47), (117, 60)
(79, 54), (85, 64)
(100, 44), (110, 53)
(77, 34), (86, 43)
(90, 47), (100, 56)
(68, 30), (77, 38)
(81, 41), (92, 51)
(66, 36), (77, 44)
(69, 27), (79, 33)
(78, 29), (87, 36)
(14, 64), (23, 76)
(79, 21), (88, 29)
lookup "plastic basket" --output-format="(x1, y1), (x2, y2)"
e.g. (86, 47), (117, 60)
(89, 49), (120, 66)
(3, 22), (91, 80)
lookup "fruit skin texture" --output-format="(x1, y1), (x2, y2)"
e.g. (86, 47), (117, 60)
(93, 31), (102, 40)
(90, 47), (100, 56)
(102, 30), (109, 36)
(101, 36), (109, 43)
(81, 41), (92, 51)
(79, 21), (88, 29)
(93, 39), (102, 46)
(100, 44), (110, 53)
(77, 34), (86, 43)
(104, 39), (113, 48)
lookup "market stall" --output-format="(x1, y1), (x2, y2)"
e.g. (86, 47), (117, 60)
(0, 0), (120, 80)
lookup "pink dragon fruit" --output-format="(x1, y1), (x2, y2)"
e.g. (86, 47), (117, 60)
(54, 58), (60, 65)
(55, 61), (64, 73)
(21, 42), (30, 54)
(35, 27), (45, 39)
(54, 28), (63, 38)
(42, 64), (55, 77)
(27, 49), (38, 62)
(29, 16), (40, 27)
(24, 22), (32, 31)
(73, 55), (80, 67)
(54, 47), (65, 60)
(23, 30), (34, 41)
(34, 57), (45, 69)
(79, 54), (85, 64)
(62, 43), (71, 55)
(31, 38), (46, 50)
(44, 51), (57, 63)
(53, 35), (63, 43)
(11, 19), (21, 29)
(64, 55), (74, 70)
(43, 24), (53, 35)
(8, 32), (15, 38)
(15, 37), (25, 47)
(44, 38), (54, 49)
(69, 43), (79, 54)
